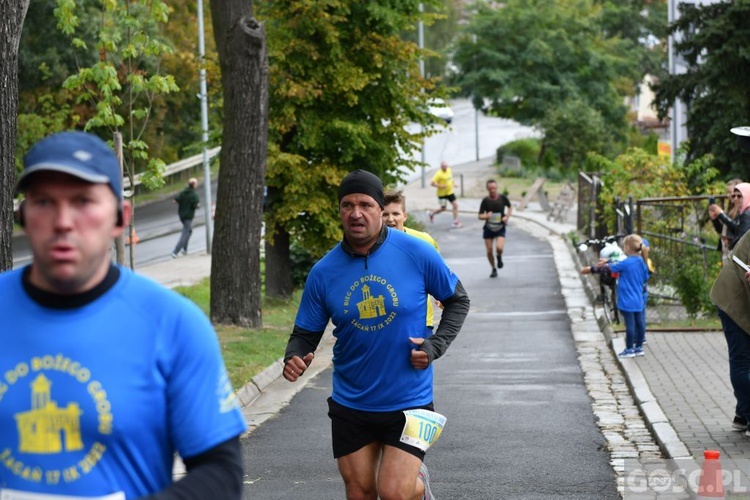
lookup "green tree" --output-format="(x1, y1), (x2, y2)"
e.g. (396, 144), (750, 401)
(209, 0), (268, 327)
(16, 0), (96, 179)
(595, 0), (668, 76)
(452, 0), (642, 170)
(18, 0), (214, 167)
(0, 0), (31, 271)
(55, 0), (179, 267)
(652, 1), (750, 177)
(401, 0), (461, 81)
(588, 147), (721, 317)
(258, 0), (446, 297)
(540, 98), (613, 171)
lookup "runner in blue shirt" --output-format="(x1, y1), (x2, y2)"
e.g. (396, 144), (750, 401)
(0, 132), (246, 499)
(284, 169), (470, 500)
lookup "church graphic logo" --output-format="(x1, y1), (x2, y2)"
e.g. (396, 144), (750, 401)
(15, 374), (84, 454)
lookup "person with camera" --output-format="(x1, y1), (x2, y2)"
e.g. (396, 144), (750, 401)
(709, 182), (750, 252)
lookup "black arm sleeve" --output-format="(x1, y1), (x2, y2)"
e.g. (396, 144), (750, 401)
(420, 280), (470, 363)
(712, 217), (724, 251)
(729, 212), (750, 250)
(284, 324), (325, 363)
(139, 436), (243, 500)
(718, 212), (740, 234)
(712, 217), (723, 235)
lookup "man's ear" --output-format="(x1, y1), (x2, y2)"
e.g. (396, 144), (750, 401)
(16, 200), (26, 227)
(115, 201), (133, 235)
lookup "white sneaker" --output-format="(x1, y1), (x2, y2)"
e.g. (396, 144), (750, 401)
(419, 462), (435, 500)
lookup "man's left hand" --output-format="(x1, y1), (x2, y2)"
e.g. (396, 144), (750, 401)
(409, 337), (430, 370)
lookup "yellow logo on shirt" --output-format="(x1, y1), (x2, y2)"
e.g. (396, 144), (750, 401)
(16, 374), (84, 453)
(356, 285), (386, 319)
(342, 275), (399, 332)
(0, 355), (112, 486)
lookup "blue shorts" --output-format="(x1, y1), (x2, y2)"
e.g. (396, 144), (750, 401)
(483, 225), (506, 239)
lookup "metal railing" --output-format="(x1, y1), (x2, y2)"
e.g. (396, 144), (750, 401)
(13, 146), (222, 210)
(576, 171), (725, 304)
(123, 146), (221, 191)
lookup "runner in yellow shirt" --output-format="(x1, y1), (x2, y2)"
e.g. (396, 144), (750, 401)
(428, 161), (462, 228)
(383, 190), (441, 328)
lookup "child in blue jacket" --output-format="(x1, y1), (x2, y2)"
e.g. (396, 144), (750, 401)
(581, 234), (650, 357)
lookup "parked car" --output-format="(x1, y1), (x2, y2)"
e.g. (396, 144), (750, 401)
(427, 98), (454, 124)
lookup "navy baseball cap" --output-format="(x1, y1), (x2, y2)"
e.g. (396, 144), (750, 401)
(17, 131), (122, 203)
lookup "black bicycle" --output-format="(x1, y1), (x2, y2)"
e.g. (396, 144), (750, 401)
(577, 235), (623, 325)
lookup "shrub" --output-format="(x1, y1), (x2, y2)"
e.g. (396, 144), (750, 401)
(496, 138), (541, 169)
(290, 242), (316, 287)
(659, 246), (718, 319)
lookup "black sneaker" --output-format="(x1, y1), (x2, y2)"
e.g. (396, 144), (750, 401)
(733, 415), (748, 431)
(497, 254), (504, 269)
(490, 268), (498, 278)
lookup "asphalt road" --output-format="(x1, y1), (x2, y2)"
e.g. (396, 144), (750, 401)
(240, 216), (619, 499)
(12, 184), (215, 269)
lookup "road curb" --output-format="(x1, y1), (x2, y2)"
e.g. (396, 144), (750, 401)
(236, 360), (284, 408)
(561, 232), (697, 490)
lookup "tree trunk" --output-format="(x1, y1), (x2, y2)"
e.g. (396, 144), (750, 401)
(0, 0), (30, 271)
(209, 0), (268, 327)
(264, 221), (293, 298)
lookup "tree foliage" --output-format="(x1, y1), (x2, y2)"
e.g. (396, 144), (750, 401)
(452, 0), (648, 171)
(590, 146), (719, 208)
(17, 0), (211, 171)
(257, 0), (446, 296)
(540, 98), (614, 170)
(588, 146), (721, 318)
(652, 1), (750, 178)
(594, 0), (668, 77)
(401, 0), (462, 80)
(54, 0), (179, 191)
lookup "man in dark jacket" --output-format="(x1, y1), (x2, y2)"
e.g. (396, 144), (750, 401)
(172, 178), (200, 258)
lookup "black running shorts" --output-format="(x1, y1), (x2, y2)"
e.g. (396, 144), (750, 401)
(483, 225), (506, 240)
(327, 397), (433, 459)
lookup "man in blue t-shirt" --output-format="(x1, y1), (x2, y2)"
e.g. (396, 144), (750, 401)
(0, 131), (246, 499)
(284, 169), (470, 500)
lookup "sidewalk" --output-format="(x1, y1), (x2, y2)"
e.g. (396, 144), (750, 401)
(137, 157), (745, 495)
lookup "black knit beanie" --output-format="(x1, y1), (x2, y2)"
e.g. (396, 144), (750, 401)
(337, 169), (385, 208)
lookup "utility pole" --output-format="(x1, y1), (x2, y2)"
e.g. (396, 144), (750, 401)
(419, 2), (426, 188)
(473, 33), (479, 162)
(198, 0), (213, 254)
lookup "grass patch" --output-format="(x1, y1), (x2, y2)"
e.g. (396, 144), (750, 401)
(175, 278), (301, 389)
(649, 316), (722, 331)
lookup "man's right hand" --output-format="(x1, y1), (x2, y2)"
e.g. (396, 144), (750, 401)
(708, 204), (722, 220)
(284, 353), (314, 382)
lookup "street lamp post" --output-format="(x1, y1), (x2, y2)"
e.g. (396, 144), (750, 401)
(197, 0), (213, 254)
(418, 2), (426, 188)
(473, 33), (479, 162)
